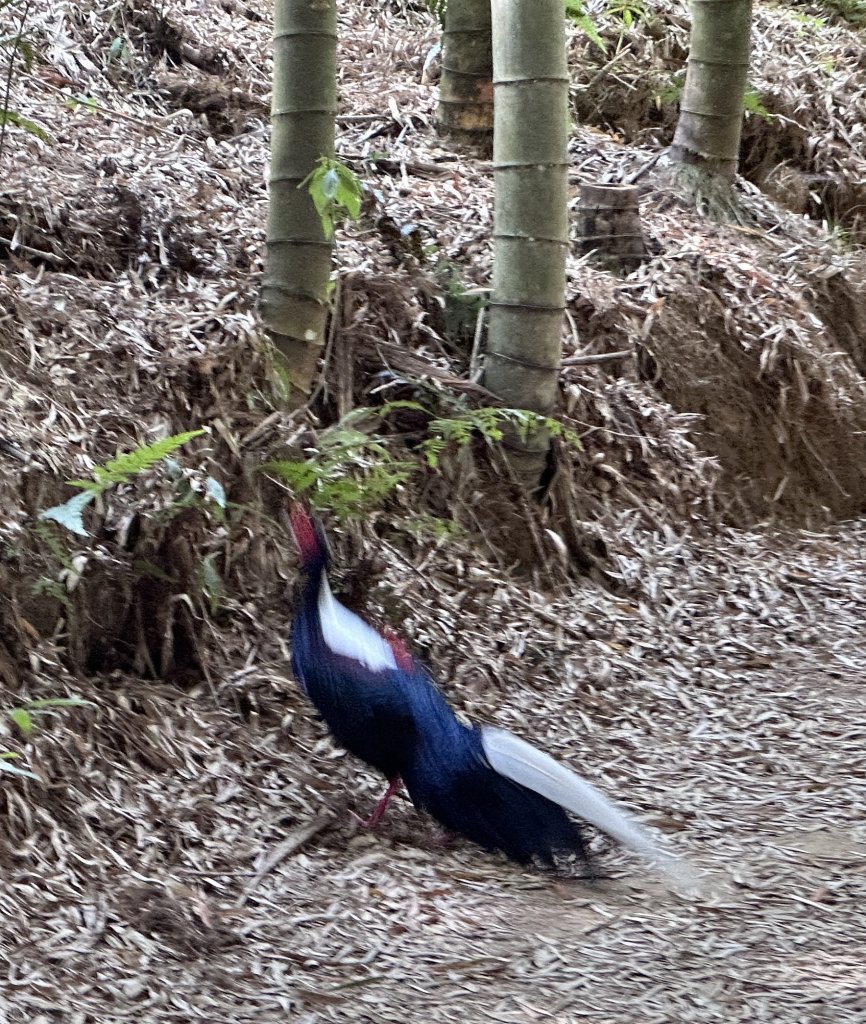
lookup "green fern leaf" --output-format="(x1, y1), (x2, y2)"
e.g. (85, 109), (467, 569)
(100, 430), (205, 486)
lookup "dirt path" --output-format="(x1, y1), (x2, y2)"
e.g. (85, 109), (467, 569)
(3, 525), (865, 1024)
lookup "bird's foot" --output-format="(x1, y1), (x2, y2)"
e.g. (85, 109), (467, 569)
(349, 777), (401, 830)
(349, 807), (384, 830)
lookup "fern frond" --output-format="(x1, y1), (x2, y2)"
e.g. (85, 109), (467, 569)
(100, 430), (205, 486)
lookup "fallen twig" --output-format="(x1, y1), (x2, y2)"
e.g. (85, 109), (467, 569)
(561, 349), (633, 366)
(234, 815), (332, 908)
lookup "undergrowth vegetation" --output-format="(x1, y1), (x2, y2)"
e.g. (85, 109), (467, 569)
(264, 404), (581, 518)
(1, 696), (93, 779)
(0, 0), (50, 159)
(38, 430), (208, 538)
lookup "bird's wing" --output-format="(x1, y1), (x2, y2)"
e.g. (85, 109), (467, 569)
(316, 577), (398, 673)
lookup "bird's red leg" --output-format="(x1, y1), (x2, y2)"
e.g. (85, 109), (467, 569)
(350, 777), (401, 829)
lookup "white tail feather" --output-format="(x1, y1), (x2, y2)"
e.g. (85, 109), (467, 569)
(481, 726), (697, 888)
(317, 578), (398, 673)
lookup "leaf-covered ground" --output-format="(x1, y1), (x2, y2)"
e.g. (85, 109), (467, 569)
(1, 1), (866, 1021)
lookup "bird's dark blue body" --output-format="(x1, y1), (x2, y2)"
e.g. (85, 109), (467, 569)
(288, 505), (681, 879)
(398, 674), (588, 866)
(290, 512), (419, 783)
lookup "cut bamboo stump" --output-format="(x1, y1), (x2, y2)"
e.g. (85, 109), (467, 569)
(575, 183), (648, 274)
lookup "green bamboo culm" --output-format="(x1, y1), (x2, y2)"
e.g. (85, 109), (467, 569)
(669, 0), (752, 180)
(438, 0), (494, 144)
(260, 0), (337, 403)
(485, 0), (569, 487)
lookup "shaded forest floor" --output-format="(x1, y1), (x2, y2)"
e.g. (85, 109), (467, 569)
(1, 0), (866, 1021)
(5, 525), (866, 1023)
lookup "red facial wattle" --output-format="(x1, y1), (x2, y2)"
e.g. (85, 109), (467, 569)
(289, 502), (319, 561)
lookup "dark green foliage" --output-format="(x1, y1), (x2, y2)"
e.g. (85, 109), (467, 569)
(264, 402), (581, 518)
(40, 431), (206, 537)
(0, 0), (51, 159)
(565, 0), (605, 49)
(301, 157), (363, 241)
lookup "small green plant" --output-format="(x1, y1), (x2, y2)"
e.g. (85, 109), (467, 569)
(32, 518), (75, 571)
(162, 455), (227, 520)
(2, 696), (95, 781)
(605, 0), (646, 28)
(743, 89), (773, 121)
(655, 78), (773, 123)
(435, 262), (487, 347)
(655, 72), (685, 109)
(420, 0), (447, 25)
(39, 430), (205, 537)
(264, 402), (582, 517)
(0, 0), (51, 161)
(108, 35), (134, 64)
(786, 10), (829, 34)
(827, 221), (852, 252)
(301, 157), (363, 241)
(264, 409), (414, 518)
(398, 512), (465, 543)
(30, 519), (78, 637)
(420, 406), (582, 468)
(817, 0), (866, 25)
(565, 0), (606, 50)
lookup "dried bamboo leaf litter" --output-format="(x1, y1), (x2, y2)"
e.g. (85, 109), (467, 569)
(1, 0), (866, 1021)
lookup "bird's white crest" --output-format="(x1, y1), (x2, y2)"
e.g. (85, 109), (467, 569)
(317, 577), (398, 673)
(480, 726), (699, 890)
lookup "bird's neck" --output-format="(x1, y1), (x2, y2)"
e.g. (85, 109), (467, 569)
(298, 544), (328, 602)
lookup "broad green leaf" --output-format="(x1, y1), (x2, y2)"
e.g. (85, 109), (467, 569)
(302, 158), (363, 241)
(205, 476), (226, 509)
(321, 167), (340, 200)
(200, 553), (224, 612)
(38, 490), (95, 537)
(8, 707), (33, 737)
(334, 166), (362, 219)
(66, 94), (99, 113)
(0, 109), (51, 141)
(24, 697), (96, 711)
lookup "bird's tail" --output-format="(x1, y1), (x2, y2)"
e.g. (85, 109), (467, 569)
(480, 726), (698, 889)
